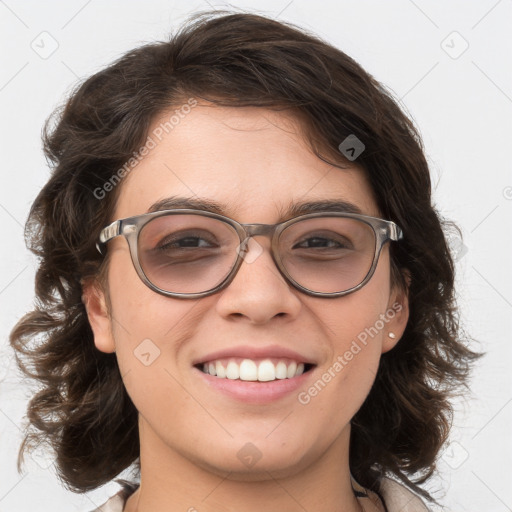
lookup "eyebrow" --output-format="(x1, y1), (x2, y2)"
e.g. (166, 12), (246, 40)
(147, 196), (364, 220)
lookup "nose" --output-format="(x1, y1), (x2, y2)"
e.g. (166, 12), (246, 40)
(214, 236), (302, 324)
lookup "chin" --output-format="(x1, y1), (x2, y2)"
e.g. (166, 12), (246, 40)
(183, 434), (321, 480)
(198, 452), (313, 482)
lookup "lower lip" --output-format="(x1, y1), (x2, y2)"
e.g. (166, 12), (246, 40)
(194, 367), (314, 404)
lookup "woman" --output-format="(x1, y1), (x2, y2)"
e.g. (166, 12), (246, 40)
(10, 11), (480, 512)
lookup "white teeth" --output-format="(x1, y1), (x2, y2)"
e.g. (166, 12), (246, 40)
(286, 361), (297, 379)
(275, 361), (288, 379)
(200, 358), (308, 382)
(226, 361), (239, 380)
(257, 360), (276, 381)
(239, 359), (258, 381)
(215, 361), (226, 378)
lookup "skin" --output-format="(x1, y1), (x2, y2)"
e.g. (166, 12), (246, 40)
(84, 104), (409, 512)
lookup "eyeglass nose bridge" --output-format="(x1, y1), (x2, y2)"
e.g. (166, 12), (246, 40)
(240, 223), (277, 238)
(235, 223), (280, 254)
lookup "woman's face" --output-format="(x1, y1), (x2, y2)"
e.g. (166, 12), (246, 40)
(86, 104), (408, 480)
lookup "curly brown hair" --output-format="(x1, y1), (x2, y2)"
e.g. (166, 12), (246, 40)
(9, 10), (481, 502)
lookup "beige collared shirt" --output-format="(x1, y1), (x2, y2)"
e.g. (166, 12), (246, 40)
(89, 476), (431, 512)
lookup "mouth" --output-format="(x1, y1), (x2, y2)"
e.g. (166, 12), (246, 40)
(195, 358), (315, 383)
(192, 345), (317, 403)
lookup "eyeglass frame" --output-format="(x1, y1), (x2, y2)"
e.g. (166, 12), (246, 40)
(96, 208), (403, 299)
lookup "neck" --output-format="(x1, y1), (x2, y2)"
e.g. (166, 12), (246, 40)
(124, 420), (363, 512)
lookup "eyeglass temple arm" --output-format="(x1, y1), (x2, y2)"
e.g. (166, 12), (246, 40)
(96, 220), (121, 254)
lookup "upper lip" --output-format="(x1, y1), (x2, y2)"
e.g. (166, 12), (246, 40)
(192, 345), (317, 366)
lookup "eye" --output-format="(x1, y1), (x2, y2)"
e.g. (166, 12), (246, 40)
(154, 230), (218, 251)
(158, 236), (214, 250)
(294, 237), (346, 249)
(292, 231), (353, 250)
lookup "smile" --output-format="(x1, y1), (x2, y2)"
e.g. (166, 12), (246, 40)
(198, 358), (314, 382)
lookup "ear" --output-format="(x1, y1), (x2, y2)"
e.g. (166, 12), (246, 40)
(381, 269), (411, 354)
(82, 280), (116, 354)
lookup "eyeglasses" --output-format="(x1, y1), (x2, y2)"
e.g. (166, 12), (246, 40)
(96, 209), (403, 299)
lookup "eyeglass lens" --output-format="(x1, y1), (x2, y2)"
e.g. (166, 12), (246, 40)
(138, 214), (376, 294)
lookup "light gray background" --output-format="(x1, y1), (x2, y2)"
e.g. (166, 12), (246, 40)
(1, 1), (511, 511)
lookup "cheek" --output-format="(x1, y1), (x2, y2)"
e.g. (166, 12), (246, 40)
(291, 320), (381, 450)
(106, 249), (201, 386)
(107, 247), (193, 335)
(107, 281), (205, 440)
(305, 298), (384, 406)
(316, 258), (391, 362)
(301, 253), (393, 417)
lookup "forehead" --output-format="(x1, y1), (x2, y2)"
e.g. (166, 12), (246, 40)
(113, 104), (379, 222)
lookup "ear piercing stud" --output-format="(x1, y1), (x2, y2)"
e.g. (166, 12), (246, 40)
(388, 332), (396, 339)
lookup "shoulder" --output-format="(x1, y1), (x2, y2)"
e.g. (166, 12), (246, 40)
(379, 476), (432, 512)
(86, 493), (125, 512)
(86, 481), (139, 512)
